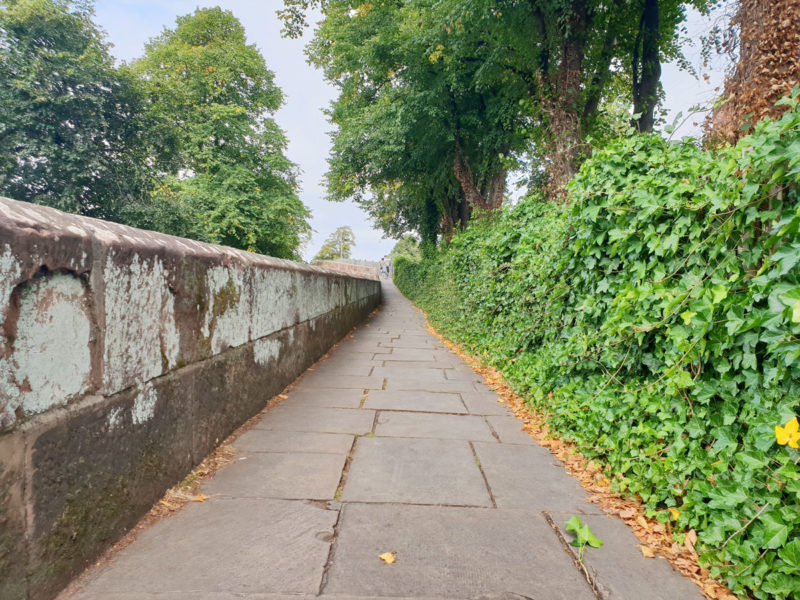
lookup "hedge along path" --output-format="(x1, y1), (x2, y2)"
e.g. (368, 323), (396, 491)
(418, 312), (738, 600)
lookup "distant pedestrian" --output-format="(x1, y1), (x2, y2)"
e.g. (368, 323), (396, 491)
(379, 257), (388, 279)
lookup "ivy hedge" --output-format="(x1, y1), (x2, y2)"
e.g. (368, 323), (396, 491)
(394, 96), (800, 599)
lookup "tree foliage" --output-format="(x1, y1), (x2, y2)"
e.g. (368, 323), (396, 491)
(129, 7), (310, 258)
(0, 1), (310, 260)
(0, 0), (146, 218)
(313, 225), (355, 261)
(285, 0), (710, 243)
(390, 233), (422, 262)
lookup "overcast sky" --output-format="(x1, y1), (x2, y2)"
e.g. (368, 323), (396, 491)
(93, 1), (727, 262)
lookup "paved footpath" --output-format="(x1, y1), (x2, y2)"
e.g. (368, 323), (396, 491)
(66, 282), (702, 600)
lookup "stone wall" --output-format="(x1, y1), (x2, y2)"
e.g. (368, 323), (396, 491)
(0, 197), (381, 600)
(313, 259), (380, 280)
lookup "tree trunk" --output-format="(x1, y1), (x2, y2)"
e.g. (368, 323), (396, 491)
(545, 0), (588, 195)
(452, 140), (505, 212)
(708, 0), (800, 144)
(633, 0), (661, 132)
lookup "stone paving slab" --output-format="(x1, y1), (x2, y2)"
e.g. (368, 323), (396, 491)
(323, 503), (596, 600)
(378, 341), (442, 350)
(443, 369), (485, 382)
(374, 348), (440, 361)
(364, 390), (467, 413)
(298, 373), (384, 390)
(375, 411), (496, 442)
(233, 430), (354, 454)
(285, 387), (365, 408)
(341, 437), (492, 506)
(460, 392), (513, 416)
(305, 363), (375, 377)
(370, 366), (447, 381)
(372, 360), (457, 370)
(549, 512), (704, 600)
(253, 406), (375, 435)
(203, 452), (346, 500)
(474, 443), (600, 513)
(385, 378), (481, 393)
(486, 415), (537, 445)
(71, 498), (337, 597)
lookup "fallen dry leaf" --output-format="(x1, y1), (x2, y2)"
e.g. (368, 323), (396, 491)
(190, 494), (207, 503)
(639, 545), (656, 559)
(378, 552), (396, 564)
(685, 529), (698, 550)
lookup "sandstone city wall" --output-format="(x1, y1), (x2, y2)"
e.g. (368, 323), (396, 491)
(0, 197), (381, 600)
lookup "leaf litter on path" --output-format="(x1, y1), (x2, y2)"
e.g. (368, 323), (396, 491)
(420, 316), (737, 600)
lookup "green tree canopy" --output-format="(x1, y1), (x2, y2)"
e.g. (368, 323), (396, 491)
(389, 233), (421, 262)
(130, 7), (310, 258)
(0, 0), (146, 218)
(313, 225), (355, 261)
(285, 0), (710, 235)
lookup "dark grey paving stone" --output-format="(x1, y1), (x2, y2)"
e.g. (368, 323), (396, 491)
(486, 416), (537, 445)
(341, 437), (492, 506)
(297, 374), (384, 390)
(370, 367), (447, 382)
(460, 392), (512, 416)
(204, 452), (346, 500)
(385, 378), (480, 393)
(305, 363), (374, 377)
(234, 430), (354, 454)
(287, 387), (364, 408)
(325, 351), (377, 361)
(255, 406), (375, 435)
(324, 503), (595, 600)
(444, 369), (485, 382)
(71, 498), (337, 597)
(374, 360), (454, 370)
(549, 513), (704, 600)
(373, 348), (438, 361)
(474, 443), (601, 513)
(375, 412), (496, 442)
(378, 340), (441, 349)
(364, 390), (467, 414)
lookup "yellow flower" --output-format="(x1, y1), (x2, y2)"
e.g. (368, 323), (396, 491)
(775, 416), (800, 448)
(668, 507), (680, 521)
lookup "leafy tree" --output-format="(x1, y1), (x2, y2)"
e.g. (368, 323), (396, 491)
(389, 233), (422, 262)
(131, 7), (310, 258)
(313, 225), (355, 261)
(284, 0), (709, 231)
(300, 0), (531, 244)
(0, 0), (146, 218)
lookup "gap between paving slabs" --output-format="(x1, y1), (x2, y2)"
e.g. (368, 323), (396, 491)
(407, 298), (738, 600)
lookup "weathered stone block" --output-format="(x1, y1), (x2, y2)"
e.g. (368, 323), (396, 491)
(0, 430), (27, 600)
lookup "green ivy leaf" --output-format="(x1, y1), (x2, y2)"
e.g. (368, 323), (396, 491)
(762, 512), (790, 550)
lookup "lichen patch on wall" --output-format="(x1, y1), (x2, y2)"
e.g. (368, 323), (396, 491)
(132, 384), (158, 425)
(0, 244), (21, 321)
(203, 265), (249, 354)
(12, 273), (92, 418)
(103, 253), (180, 394)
